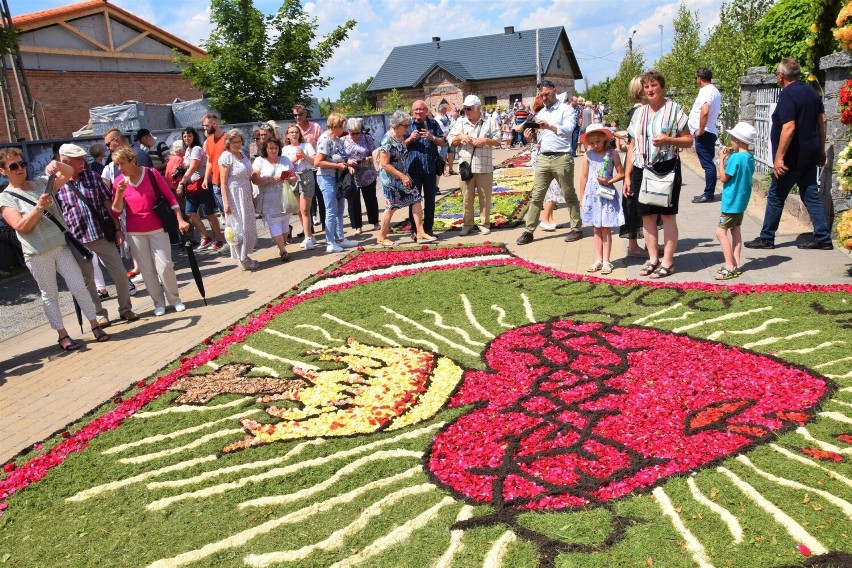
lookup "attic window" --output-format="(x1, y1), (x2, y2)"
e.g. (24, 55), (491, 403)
(557, 57), (562, 69)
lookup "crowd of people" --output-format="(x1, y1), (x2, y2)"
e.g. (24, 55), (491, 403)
(0, 56), (836, 350)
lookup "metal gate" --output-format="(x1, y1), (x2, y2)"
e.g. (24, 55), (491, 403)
(753, 86), (780, 174)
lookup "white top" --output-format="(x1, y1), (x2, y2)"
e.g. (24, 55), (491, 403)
(688, 83), (721, 135)
(282, 143), (315, 173)
(183, 145), (205, 182)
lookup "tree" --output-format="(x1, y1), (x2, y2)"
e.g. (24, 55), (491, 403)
(333, 77), (377, 114)
(0, 28), (19, 56)
(580, 77), (613, 108)
(655, 2), (702, 109)
(607, 49), (645, 125)
(377, 89), (412, 113)
(179, 0), (355, 123)
(700, 0), (772, 127)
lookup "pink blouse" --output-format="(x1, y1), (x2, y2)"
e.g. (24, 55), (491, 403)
(114, 167), (179, 233)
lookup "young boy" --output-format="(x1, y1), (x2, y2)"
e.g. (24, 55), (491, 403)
(715, 122), (756, 280)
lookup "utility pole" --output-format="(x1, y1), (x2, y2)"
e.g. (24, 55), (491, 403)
(628, 29), (637, 52)
(659, 24), (663, 58)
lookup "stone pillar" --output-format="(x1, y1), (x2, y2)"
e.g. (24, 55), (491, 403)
(820, 51), (852, 219)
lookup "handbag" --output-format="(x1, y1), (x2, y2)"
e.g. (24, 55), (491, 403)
(145, 168), (178, 233)
(281, 180), (299, 215)
(458, 122), (482, 181)
(639, 158), (677, 207)
(66, 180), (117, 242)
(336, 168), (355, 200)
(598, 186), (617, 201)
(6, 191), (93, 259)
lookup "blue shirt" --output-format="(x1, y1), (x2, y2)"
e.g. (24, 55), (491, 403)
(405, 118), (444, 176)
(534, 99), (575, 153)
(721, 151), (754, 214)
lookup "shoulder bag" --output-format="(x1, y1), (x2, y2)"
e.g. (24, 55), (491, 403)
(458, 122), (482, 181)
(638, 101), (678, 208)
(145, 168), (178, 233)
(6, 191), (93, 259)
(66, 180), (117, 242)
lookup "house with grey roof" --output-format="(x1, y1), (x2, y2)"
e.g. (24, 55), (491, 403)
(367, 26), (582, 112)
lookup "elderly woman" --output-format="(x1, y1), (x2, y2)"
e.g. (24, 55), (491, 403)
(623, 70), (692, 279)
(0, 149), (108, 349)
(111, 146), (190, 316)
(251, 137), (297, 262)
(342, 117), (379, 233)
(376, 111), (436, 247)
(219, 128), (258, 270)
(177, 127), (223, 251)
(618, 75), (651, 259)
(165, 139), (186, 191)
(282, 125), (317, 250)
(314, 113), (359, 253)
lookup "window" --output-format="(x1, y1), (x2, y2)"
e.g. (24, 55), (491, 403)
(484, 96), (497, 106)
(510, 94), (522, 105)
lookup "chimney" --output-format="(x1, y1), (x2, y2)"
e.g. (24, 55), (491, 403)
(432, 36), (440, 42)
(504, 26), (515, 34)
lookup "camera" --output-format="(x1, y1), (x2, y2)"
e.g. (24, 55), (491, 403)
(171, 164), (187, 181)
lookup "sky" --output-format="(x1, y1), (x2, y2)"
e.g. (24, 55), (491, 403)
(10, 0), (727, 101)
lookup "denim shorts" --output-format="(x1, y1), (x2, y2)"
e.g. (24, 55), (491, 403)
(185, 189), (218, 216)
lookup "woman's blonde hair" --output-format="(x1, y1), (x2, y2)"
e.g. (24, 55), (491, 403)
(224, 128), (244, 147)
(111, 145), (136, 164)
(326, 113), (346, 129)
(0, 147), (23, 168)
(628, 76), (644, 103)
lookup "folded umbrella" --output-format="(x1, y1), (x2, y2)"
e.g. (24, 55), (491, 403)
(183, 240), (207, 306)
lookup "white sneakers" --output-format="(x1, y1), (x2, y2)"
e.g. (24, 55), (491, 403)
(153, 306), (166, 317)
(173, 302), (186, 312)
(339, 239), (358, 249)
(326, 242), (344, 253)
(300, 236), (316, 250)
(540, 222), (556, 232)
(479, 225), (491, 235)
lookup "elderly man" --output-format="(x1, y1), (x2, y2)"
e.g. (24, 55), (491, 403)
(448, 95), (501, 235)
(689, 68), (722, 203)
(745, 58), (832, 250)
(516, 79), (581, 245)
(405, 100), (446, 238)
(54, 143), (138, 326)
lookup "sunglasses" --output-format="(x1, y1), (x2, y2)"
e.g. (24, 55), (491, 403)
(4, 160), (27, 172)
(293, 112), (305, 117)
(463, 107), (474, 111)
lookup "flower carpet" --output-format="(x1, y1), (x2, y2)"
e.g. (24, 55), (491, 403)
(2, 245), (852, 568)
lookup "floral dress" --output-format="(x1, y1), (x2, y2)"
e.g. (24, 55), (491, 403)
(379, 132), (421, 210)
(581, 149), (624, 229)
(219, 151), (257, 261)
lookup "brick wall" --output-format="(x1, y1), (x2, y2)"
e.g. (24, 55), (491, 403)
(2, 70), (203, 141)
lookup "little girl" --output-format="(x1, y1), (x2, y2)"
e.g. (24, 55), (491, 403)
(579, 124), (625, 274)
(501, 120), (512, 149)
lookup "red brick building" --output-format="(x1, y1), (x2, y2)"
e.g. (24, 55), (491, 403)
(367, 26), (582, 113)
(4, 0), (204, 141)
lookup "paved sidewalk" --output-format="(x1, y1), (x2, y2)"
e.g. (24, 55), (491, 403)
(1, 147), (849, 463)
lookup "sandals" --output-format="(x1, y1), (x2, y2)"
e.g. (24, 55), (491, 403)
(417, 234), (438, 243)
(600, 261), (614, 275)
(639, 260), (660, 276)
(92, 326), (110, 342)
(58, 335), (80, 351)
(280, 250), (291, 263)
(587, 261), (603, 273)
(715, 266), (740, 280)
(649, 265), (675, 279)
(378, 238), (395, 248)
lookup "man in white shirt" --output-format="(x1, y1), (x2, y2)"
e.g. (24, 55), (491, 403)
(688, 67), (722, 203)
(516, 80), (581, 245)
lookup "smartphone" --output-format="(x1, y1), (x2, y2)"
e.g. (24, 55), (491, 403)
(523, 120), (540, 130)
(44, 174), (56, 195)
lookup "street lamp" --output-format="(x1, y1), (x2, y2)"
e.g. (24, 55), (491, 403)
(628, 29), (637, 52)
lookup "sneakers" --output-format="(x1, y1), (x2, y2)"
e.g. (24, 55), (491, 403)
(339, 239), (358, 249)
(516, 231), (534, 245)
(127, 270), (138, 279)
(796, 240), (833, 250)
(128, 281), (137, 296)
(153, 306), (166, 317)
(563, 230), (583, 242)
(120, 310), (139, 322)
(460, 226), (472, 236)
(327, 242), (344, 253)
(197, 237), (213, 250)
(691, 195), (715, 203)
(300, 236), (316, 250)
(131, 273), (144, 283)
(744, 238), (774, 249)
(96, 315), (111, 328)
(209, 240), (225, 252)
(479, 225), (491, 235)
(173, 302), (186, 312)
(540, 222), (556, 232)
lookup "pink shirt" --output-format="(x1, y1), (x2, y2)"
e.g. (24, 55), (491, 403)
(114, 167), (179, 233)
(298, 121), (323, 150)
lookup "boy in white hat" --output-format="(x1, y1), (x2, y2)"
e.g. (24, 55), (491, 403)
(715, 121), (756, 280)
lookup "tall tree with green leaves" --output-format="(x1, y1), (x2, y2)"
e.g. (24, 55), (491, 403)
(179, 0), (355, 123)
(580, 77), (613, 109)
(655, 2), (702, 109)
(700, 0), (772, 127)
(607, 49), (645, 125)
(333, 77), (377, 114)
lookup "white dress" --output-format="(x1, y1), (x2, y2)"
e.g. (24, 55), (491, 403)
(219, 152), (257, 261)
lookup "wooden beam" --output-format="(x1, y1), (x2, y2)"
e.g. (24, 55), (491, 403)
(57, 21), (110, 52)
(103, 10), (114, 51)
(115, 31), (149, 53)
(19, 45), (178, 62)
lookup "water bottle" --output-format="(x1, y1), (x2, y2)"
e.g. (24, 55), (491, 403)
(600, 153), (611, 180)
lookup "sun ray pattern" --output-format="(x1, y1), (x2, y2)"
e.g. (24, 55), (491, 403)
(243, 484), (438, 567)
(491, 304), (514, 328)
(776, 341), (846, 355)
(263, 328), (326, 348)
(294, 324), (343, 342)
(520, 292), (536, 323)
(423, 309), (487, 346)
(716, 466), (828, 555)
(673, 306), (773, 333)
(322, 313), (399, 345)
(818, 411), (852, 427)
(434, 505), (474, 568)
(383, 324), (440, 352)
(632, 303), (683, 325)
(241, 345), (318, 369)
(796, 427), (852, 454)
(380, 306), (479, 356)
(461, 293), (496, 339)
(742, 330), (821, 349)
(647, 311), (695, 324)
(121, 429), (244, 465)
(769, 444), (852, 489)
(132, 397), (252, 418)
(687, 477), (743, 543)
(483, 530), (518, 567)
(652, 487), (715, 568)
(705, 318), (789, 341)
(815, 356), (852, 369)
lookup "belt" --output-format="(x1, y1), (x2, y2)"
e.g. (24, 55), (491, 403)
(540, 151), (569, 156)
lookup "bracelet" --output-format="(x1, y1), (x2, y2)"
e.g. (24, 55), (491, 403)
(34, 205), (43, 214)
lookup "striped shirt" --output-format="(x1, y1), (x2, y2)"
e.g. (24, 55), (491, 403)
(627, 100), (689, 168)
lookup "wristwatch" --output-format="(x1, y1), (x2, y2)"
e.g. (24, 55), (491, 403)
(34, 205), (44, 214)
